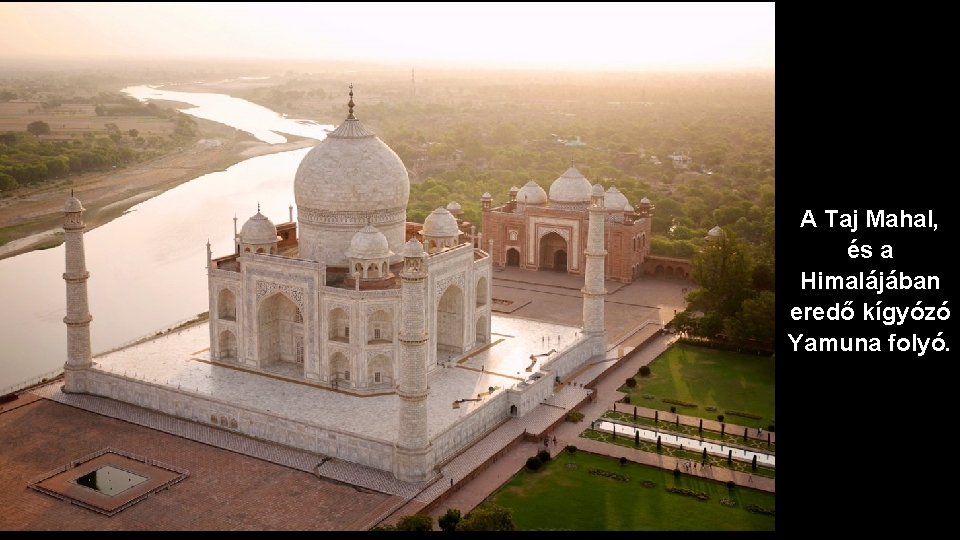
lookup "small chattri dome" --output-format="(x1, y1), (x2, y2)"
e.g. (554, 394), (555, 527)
(422, 207), (461, 237)
(403, 238), (425, 258)
(481, 192), (492, 200)
(509, 186), (520, 193)
(591, 184), (605, 198)
(604, 186), (629, 210)
(516, 180), (548, 205)
(345, 225), (393, 260)
(549, 167), (592, 203)
(240, 211), (278, 245)
(446, 201), (462, 212)
(640, 196), (651, 204)
(64, 195), (84, 213)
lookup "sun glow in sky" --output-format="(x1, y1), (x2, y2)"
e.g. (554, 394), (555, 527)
(0, 2), (773, 70)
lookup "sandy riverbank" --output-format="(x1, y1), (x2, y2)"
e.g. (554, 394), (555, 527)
(0, 116), (317, 261)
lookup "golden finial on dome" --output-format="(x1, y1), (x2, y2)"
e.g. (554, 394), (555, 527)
(347, 83), (356, 120)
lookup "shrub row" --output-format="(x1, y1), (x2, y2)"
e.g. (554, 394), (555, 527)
(666, 486), (710, 501)
(745, 504), (776, 516)
(588, 469), (630, 482)
(565, 411), (584, 423)
(662, 398), (698, 408)
(726, 410), (762, 420)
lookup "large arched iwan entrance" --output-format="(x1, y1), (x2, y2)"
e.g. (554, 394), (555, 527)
(257, 293), (303, 371)
(437, 285), (464, 357)
(539, 232), (567, 272)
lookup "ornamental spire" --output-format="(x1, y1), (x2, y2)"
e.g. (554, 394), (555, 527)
(347, 83), (356, 120)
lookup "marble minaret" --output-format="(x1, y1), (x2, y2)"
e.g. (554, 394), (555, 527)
(395, 238), (434, 482)
(62, 192), (93, 393)
(582, 184), (607, 342)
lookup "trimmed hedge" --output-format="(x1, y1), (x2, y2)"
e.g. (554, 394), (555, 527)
(588, 468), (630, 482)
(746, 504), (776, 516)
(662, 398), (697, 408)
(726, 410), (763, 420)
(666, 486), (710, 501)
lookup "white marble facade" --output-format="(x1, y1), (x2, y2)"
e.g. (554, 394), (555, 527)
(64, 90), (606, 482)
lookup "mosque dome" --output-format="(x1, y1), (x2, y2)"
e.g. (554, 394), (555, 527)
(624, 203), (635, 213)
(422, 207), (461, 237)
(516, 180), (548, 205)
(604, 186), (628, 210)
(549, 167), (592, 204)
(708, 225), (723, 237)
(240, 211), (278, 245)
(345, 225), (393, 260)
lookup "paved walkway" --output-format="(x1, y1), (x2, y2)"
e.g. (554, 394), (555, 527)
(423, 332), (775, 526)
(613, 404), (777, 445)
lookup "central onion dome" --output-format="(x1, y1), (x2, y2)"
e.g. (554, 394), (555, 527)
(345, 225), (393, 260)
(549, 167), (592, 205)
(517, 180), (548, 205)
(240, 211), (278, 245)
(293, 86), (410, 266)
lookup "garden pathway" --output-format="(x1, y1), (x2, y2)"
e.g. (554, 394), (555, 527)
(424, 332), (776, 526)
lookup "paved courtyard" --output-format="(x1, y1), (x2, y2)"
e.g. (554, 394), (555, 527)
(89, 315), (581, 443)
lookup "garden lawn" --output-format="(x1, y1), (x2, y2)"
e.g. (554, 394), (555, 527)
(481, 450), (775, 530)
(623, 343), (775, 428)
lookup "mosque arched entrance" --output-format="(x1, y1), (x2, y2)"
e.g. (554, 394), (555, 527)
(539, 232), (567, 271)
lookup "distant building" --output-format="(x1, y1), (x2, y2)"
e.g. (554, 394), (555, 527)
(481, 167), (654, 283)
(668, 151), (691, 169)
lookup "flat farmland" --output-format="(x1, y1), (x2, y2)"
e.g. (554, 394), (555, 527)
(0, 102), (175, 140)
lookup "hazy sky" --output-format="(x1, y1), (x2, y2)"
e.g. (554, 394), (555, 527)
(0, 2), (774, 70)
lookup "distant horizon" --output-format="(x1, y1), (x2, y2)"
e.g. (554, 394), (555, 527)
(0, 2), (774, 72)
(0, 53), (776, 75)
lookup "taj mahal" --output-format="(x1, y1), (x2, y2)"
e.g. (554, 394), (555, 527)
(58, 90), (616, 484)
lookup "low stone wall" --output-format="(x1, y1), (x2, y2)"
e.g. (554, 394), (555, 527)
(541, 334), (604, 381)
(431, 391), (509, 466)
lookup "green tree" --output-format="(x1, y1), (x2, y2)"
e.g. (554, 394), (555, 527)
(734, 290), (775, 346)
(396, 514), (433, 531)
(691, 229), (752, 317)
(0, 172), (18, 191)
(27, 121), (51, 136)
(457, 504), (515, 531)
(128, 128), (139, 138)
(438, 508), (462, 532)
